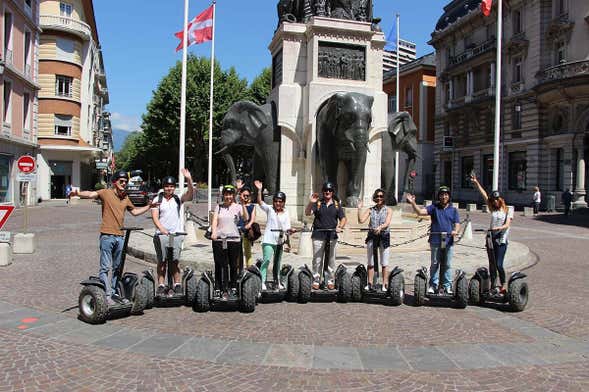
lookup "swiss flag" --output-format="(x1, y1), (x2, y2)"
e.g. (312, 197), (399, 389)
(481, 0), (493, 17)
(175, 5), (214, 51)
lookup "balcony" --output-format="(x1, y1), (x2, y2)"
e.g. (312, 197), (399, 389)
(448, 39), (496, 68)
(546, 13), (574, 39)
(4, 49), (13, 65)
(537, 60), (589, 84)
(40, 15), (92, 41)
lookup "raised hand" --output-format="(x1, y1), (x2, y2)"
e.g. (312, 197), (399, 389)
(235, 178), (244, 190)
(405, 194), (415, 204)
(309, 192), (319, 203)
(254, 180), (263, 190)
(181, 168), (192, 182)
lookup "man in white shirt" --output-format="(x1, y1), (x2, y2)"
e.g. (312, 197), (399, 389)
(151, 168), (194, 295)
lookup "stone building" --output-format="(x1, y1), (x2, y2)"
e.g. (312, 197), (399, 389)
(36, 0), (110, 200)
(1, 0), (40, 206)
(429, 0), (589, 208)
(383, 39), (417, 72)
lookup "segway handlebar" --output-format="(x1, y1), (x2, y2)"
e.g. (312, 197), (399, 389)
(313, 228), (340, 232)
(157, 231), (188, 237)
(120, 227), (144, 231)
(270, 229), (297, 233)
(210, 235), (241, 240)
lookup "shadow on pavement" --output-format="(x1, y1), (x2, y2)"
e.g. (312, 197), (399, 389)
(533, 210), (589, 228)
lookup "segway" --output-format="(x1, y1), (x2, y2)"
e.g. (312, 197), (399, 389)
(193, 235), (258, 313)
(141, 232), (197, 308)
(468, 230), (528, 311)
(252, 229), (299, 302)
(413, 232), (468, 309)
(78, 227), (148, 324)
(351, 229), (404, 306)
(298, 229), (352, 303)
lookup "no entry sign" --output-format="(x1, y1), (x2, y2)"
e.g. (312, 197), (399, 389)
(17, 156), (36, 173)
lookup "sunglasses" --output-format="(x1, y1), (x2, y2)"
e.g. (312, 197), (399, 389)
(273, 199), (284, 203)
(118, 179), (128, 184)
(241, 194), (250, 198)
(375, 195), (384, 199)
(323, 189), (333, 193)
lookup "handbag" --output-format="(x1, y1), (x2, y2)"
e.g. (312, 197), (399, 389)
(246, 222), (261, 242)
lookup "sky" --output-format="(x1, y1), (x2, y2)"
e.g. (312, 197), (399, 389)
(93, 1), (445, 141)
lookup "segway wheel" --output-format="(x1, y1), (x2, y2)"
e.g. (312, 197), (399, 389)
(388, 273), (404, 306)
(337, 272), (352, 303)
(508, 279), (528, 312)
(468, 277), (482, 305)
(351, 273), (363, 302)
(298, 273), (312, 304)
(193, 279), (210, 312)
(141, 276), (155, 309)
(78, 286), (109, 324)
(185, 274), (197, 306)
(130, 281), (148, 315)
(239, 278), (257, 313)
(455, 276), (468, 309)
(413, 274), (426, 307)
(286, 272), (299, 302)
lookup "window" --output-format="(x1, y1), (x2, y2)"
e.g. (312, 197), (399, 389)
(56, 75), (73, 97)
(24, 30), (32, 76)
(512, 103), (522, 130)
(56, 38), (75, 62)
(513, 56), (522, 83)
(23, 93), (30, 131)
(3, 81), (12, 125)
(54, 114), (73, 136)
(483, 155), (494, 189)
(513, 9), (522, 35)
(60, 2), (73, 18)
(0, 155), (11, 203)
(461, 156), (474, 188)
(555, 41), (566, 65)
(508, 151), (527, 190)
(405, 86), (413, 108)
(3, 11), (13, 64)
(388, 94), (397, 113)
(555, 148), (564, 191)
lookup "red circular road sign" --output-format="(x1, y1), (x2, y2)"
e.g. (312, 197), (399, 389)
(17, 155), (36, 173)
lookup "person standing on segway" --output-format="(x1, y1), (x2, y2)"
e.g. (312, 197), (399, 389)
(471, 174), (513, 295)
(357, 188), (393, 292)
(151, 168), (194, 296)
(305, 182), (347, 290)
(254, 180), (293, 290)
(236, 180), (257, 269)
(70, 170), (157, 306)
(407, 186), (460, 295)
(210, 185), (249, 299)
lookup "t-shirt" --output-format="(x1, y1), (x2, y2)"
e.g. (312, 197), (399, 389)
(238, 204), (255, 228)
(426, 203), (460, 246)
(97, 188), (135, 236)
(152, 194), (182, 234)
(214, 203), (243, 242)
(311, 199), (345, 240)
(259, 201), (291, 245)
(533, 191), (541, 203)
(490, 207), (514, 244)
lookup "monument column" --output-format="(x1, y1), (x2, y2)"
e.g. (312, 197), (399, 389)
(573, 148), (587, 208)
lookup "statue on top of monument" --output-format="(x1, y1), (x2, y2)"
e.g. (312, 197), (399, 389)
(276, 0), (374, 26)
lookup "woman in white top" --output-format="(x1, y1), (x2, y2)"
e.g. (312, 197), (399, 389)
(532, 186), (541, 215)
(471, 174), (513, 294)
(254, 180), (292, 290)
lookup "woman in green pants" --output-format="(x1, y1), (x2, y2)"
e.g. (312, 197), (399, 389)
(254, 180), (292, 290)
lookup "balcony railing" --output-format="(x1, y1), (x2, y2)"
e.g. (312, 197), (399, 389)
(5, 49), (13, 65)
(449, 39), (496, 67)
(40, 14), (91, 40)
(537, 60), (589, 84)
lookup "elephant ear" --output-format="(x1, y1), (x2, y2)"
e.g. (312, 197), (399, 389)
(323, 93), (347, 138)
(235, 101), (269, 140)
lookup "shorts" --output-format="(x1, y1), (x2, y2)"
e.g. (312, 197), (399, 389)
(153, 234), (184, 263)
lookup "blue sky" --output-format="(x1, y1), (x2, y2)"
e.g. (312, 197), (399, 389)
(94, 1), (445, 138)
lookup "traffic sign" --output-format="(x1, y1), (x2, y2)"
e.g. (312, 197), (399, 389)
(16, 173), (37, 182)
(17, 155), (36, 173)
(0, 206), (15, 230)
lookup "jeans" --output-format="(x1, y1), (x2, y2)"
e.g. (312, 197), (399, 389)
(99, 234), (125, 296)
(312, 239), (337, 279)
(533, 202), (540, 214)
(429, 243), (454, 289)
(490, 242), (508, 286)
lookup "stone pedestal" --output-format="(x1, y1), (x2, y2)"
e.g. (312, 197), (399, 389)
(523, 207), (534, 216)
(452, 202), (460, 209)
(466, 203), (477, 212)
(13, 233), (36, 254)
(0, 243), (12, 266)
(424, 200), (433, 206)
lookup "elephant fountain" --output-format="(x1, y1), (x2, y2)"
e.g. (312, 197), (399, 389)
(315, 92), (373, 207)
(217, 101), (280, 194)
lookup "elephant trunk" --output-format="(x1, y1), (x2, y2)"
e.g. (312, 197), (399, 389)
(223, 152), (237, 185)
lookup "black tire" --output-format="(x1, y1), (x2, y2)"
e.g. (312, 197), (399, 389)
(351, 274), (363, 302)
(185, 274), (197, 306)
(78, 286), (109, 324)
(455, 276), (468, 309)
(240, 278), (257, 313)
(193, 279), (210, 312)
(508, 279), (528, 312)
(468, 278), (482, 305)
(337, 272), (352, 303)
(141, 276), (155, 309)
(388, 273), (404, 306)
(414, 274), (426, 307)
(298, 273), (312, 304)
(131, 281), (148, 315)
(286, 271), (299, 302)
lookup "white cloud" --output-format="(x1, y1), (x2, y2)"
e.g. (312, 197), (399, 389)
(110, 112), (141, 132)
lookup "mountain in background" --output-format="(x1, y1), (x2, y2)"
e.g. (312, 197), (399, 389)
(113, 129), (132, 152)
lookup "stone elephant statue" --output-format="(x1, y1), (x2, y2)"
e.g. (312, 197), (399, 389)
(382, 111), (419, 205)
(316, 92), (373, 207)
(217, 101), (280, 194)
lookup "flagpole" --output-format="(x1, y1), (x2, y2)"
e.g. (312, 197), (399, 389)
(178, 0), (189, 230)
(492, 0), (502, 191)
(394, 13), (400, 202)
(207, 0), (217, 221)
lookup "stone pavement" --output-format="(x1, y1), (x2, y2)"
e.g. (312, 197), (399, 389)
(0, 200), (588, 391)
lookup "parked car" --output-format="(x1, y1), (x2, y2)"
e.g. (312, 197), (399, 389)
(127, 180), (150, 206)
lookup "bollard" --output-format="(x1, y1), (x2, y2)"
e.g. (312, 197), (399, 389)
(424, 200), (433, 206)
(13, 233), (36, 254)
(466, 203), (477, 212)
(462, 219), (473, 240)
(452, 202), (460, 209)
(523, 207), (534, 217)
(482, 204), (489, 213)
(297, 230), (313, 258)
(0, 243), (12, 266)
(184, 219), (197, 247)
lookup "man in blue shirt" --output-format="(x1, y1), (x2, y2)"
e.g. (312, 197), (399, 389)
(407, 186), (460, 294)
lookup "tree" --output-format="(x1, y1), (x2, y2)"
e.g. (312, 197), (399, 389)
(115, 131), (142, 171)
(248, 67), (271, 105)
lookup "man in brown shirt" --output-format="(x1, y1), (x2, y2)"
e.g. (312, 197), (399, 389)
(71, 170), (156, 305)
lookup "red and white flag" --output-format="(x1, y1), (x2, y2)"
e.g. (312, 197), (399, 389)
(481, 0), (493, 17)
(174, 5), (214, 51)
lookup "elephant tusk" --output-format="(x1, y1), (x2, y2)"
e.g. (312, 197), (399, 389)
(216, 145), (229, 155)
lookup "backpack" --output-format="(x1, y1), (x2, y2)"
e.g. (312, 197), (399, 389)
(157, 192), (181, 215)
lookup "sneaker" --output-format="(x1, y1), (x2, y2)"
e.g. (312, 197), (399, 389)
(364, 284), (372, 291)
(427, 285), (435, 294)
(261, 283), (267, 291)
(277, 283), (285, 290)
(327, 279), (335, 290)
(112, 293), (130, 304)
(106, 296), (116, 306)
(312, 280), (320, 290)
(156, 285), (166, 295)
(222, 291), (229, 300)
(173, 284), (183, 295)
(444, 287), (453, 295)
(382, 285), (388, 293)
(230, 288), (238, 297)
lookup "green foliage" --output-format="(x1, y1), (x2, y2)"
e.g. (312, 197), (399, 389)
(249, 67), (271, 105)
(94, 182), (106, 190)
(115, 131), (142, 171)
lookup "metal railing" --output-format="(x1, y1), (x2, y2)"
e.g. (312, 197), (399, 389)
(5, 49), (13, 65)
(40, 14), (91, 40)
(449, 39), (496, 66)
(538, 60), (589, 83)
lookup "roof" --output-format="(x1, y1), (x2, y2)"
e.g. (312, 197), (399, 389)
(383, 52), (436, 82)
(434, 0), (482, 32)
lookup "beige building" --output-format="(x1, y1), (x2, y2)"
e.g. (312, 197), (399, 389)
(1, 0), (41, 206)
(430, 0), (589, 208)
(36, 0), (110, 199)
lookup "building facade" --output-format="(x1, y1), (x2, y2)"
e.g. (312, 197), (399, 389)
(383, 53), (437, 199)
(36, 0), (110, 200)
(1, 0), (40, 206)
(430, 0), (589, 208)
(383, 39), (417, 72)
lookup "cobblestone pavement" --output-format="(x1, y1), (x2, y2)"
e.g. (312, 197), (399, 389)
(1, 200), (588, 391)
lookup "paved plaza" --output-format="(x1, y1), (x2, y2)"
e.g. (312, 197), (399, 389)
(1, 200), (589, 391)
